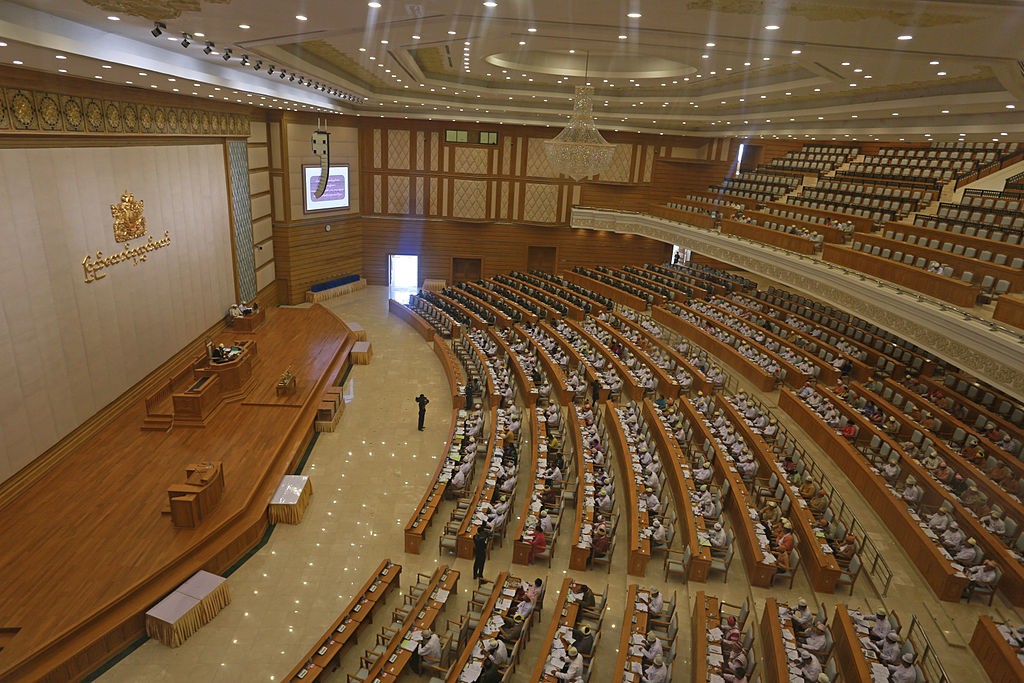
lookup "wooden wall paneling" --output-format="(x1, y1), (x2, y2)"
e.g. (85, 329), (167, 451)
(274, 216), (363, 304)
(359, 217), (670, 286)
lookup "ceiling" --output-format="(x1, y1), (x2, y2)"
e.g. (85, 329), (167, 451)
(2, 0), (1023, 142)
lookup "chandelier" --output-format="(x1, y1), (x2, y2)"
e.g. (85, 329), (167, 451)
(543, 84), (616, 181)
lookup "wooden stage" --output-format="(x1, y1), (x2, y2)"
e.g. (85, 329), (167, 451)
(0, 305), (354, 682)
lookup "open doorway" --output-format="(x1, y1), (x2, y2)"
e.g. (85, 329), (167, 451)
(389, 254), (419, 304)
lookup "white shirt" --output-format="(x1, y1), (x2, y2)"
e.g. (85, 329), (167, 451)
(418, 633), (441, 658)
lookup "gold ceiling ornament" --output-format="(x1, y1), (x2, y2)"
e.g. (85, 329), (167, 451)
(82, 0), (231, 22)
(543, 85), (616, 182)
(683, 0), (972, 26)
(111, 191), (147, 243)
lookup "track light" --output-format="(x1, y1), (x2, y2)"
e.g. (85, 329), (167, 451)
(289, 74), (295, 81)
(222, 49), (232, 61)
(279, 70), (286, 78)
(180, 33), (191, 48)
(268, 65), (275, 75)
(297, 77), (304, 85)
(151, 22), (165, 37)
(203, 41), (214, 55)
(241, 54), (249, 66)
(253, 60), (262, 70)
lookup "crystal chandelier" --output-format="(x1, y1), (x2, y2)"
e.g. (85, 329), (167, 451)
(543, 84), (616, 181)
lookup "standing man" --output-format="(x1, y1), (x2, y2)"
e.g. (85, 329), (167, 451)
(416, 393), (430, 431)
(464, 380), (475, 410)
(473, 525), (491, 583)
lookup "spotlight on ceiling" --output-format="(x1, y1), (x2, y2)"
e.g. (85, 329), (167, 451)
(241, 54), (250, 66)
(203, 41), (214, 55)
(222, 49), (232, 61)
(279, 70), (286, 78)
(151, 22), (166, 37)
(297, 77), (304, 85)
(180, 33), (192, 48)
(289, 74), (295, 81)
(268, 65), (275, 74)
(253, 60), (262, 70)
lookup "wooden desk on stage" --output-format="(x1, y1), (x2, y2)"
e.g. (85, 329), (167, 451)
(198, 340), (257, 395)
(831, 604), (876, 683)
(145, 570), (230, 647)
(167, 461), (225, 529)
(268, 475), (313, 525)
(233, 307), (266, 332)
(970, 616), (1024, 683)
(284, 560), (401, 682)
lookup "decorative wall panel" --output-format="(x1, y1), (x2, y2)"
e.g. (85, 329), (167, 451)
(0, 144), (233, 482)
(454, 146), (488, 175)
(452, 179), (487, 219)
(387, 175), (410, 214)
(0, 86), (247, 136)
(387, 129), (410, 170)
(228, 139), (257, 301)
(522, 183), (559, 224)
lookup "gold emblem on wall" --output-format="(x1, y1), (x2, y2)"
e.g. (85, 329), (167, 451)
(83, 190), (171, 283)
(111, 191), (148, 242)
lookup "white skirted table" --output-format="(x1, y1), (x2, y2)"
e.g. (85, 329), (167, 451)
(145, 570), (230, 647)
(268, 475), (313, 524)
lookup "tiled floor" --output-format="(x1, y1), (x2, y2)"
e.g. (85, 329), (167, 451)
(100, 286), (1021, 682)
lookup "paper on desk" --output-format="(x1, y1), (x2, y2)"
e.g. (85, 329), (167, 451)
(433, 589), (450, 603)
(460, 661), (482, 682)
(707, 627), (723, 640)
(401, 639), (417, 652)
(707, 652), (724, 667)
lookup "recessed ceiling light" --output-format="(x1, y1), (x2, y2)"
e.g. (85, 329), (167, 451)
(107, 16), (119, 21)
(238, 24), (250, 29)
(840, 61), (850, 66)
(448, 31), (457, 35)
(519, 40), (527, 45)
(359, 47), (366, 52)
(11, 59), (21, 65)
(194, 32), (205, 37)
(368, 1), (382, 7)
(55, 54), (67, 59)
(528, 27), (537, 32)
(1007, 104), (1016, 109)
(619, 35), (627, 40)
(627, 12), (642, 18)
(853, 68), (862, 73)
(380, 39), (388, 44)
(411, 35), (421, 40)
(765, 24), (780, 30)
(58, 68), (67, 73)
(791, 49), (801, 54)
(941, 109), (949, 113)
(929, 60), (940, 65)
(937, 71), (946, 76)
(101, 64), (112, 68)
(897, 34), (913, 40)
(706, 42), (716, 47)
(296, 15), (308, 21)
(483, 1), (497, 6)
(94, 75), (102, 79)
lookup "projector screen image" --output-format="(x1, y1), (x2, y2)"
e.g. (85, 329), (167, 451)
(303, 164), (350, 213)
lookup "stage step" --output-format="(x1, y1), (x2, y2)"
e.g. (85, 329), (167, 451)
(141, 414), (173, 432)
